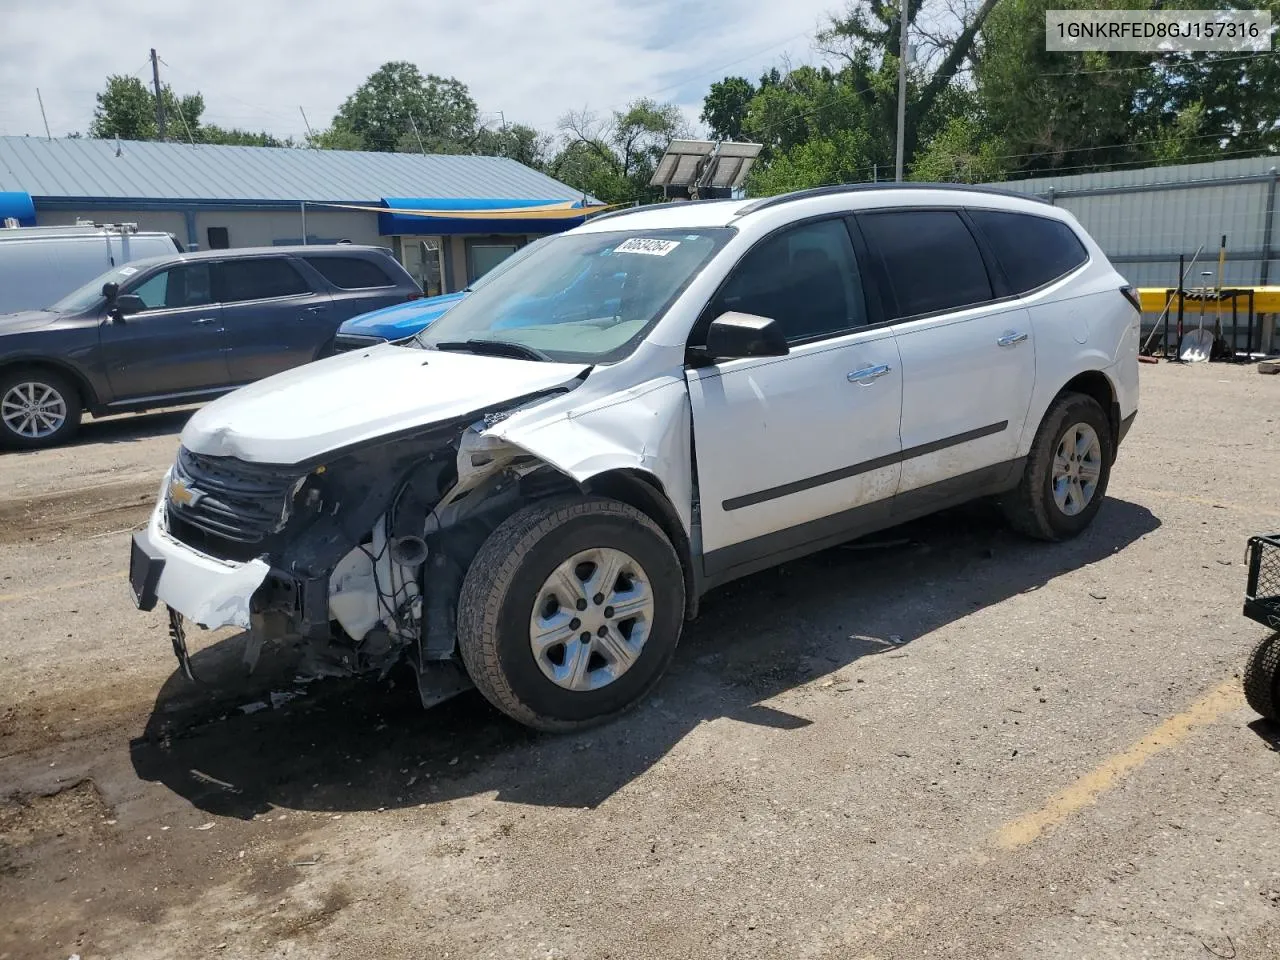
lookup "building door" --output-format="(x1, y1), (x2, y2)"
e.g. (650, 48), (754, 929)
(399, 237), (445, 296)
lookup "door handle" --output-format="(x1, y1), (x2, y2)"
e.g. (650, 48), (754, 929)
(191, 317), (218, 325)
(997, 331), (1029, 347)
(847, 363), (891, 383)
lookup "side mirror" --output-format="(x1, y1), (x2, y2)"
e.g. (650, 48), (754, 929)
(705, 312), (789, 360)
(112, 293), (146, 320)
(102, 281), (119, 303)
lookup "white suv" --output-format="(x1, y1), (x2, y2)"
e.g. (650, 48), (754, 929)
(130, 185), (1140, 730)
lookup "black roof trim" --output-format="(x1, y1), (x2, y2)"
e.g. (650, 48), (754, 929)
(732, 182), (1048, 218)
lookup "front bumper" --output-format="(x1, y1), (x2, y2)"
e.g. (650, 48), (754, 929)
(129, 473), (270, 629)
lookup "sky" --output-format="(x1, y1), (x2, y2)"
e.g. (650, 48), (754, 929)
(0, 0), (842, 143)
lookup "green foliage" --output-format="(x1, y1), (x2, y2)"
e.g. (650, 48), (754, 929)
(89, 75), (285, 147)
(702, 77), (756, 140)
(333, 61), (479, 152)
(552, 98), (688, 203)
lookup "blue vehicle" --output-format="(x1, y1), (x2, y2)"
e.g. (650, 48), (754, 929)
(331, 235), (553, 353)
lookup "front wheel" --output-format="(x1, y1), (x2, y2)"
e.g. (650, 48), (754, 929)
(456, 496), (686, 731)
(0, 367), (82, 450)
(1002, 392), (1113, 540)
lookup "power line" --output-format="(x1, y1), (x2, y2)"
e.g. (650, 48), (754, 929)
(1037, 51), (1276, 77)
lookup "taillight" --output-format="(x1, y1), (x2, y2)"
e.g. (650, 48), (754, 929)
(1120, 285), (1141, 314)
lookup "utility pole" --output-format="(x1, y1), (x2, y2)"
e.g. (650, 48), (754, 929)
(894, 0), (909, 181)
(408, 114), (427, 155)
(36, 88), (51, 140)
(299, 106), (315, 142)
(150, 48), (167, 140)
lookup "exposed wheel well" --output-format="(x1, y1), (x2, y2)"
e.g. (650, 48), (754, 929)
(582, 469), (699, 620)
(1060, 370), (1119, 458)
(0, 360), (95, 412)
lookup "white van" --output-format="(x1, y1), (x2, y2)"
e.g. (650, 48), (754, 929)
(0, 222), (183, 315)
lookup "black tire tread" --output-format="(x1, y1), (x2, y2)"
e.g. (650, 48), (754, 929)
(1243, 632), (1280, 721)
(456, 496), (681, 732)
(1002, 392), (1109, 541)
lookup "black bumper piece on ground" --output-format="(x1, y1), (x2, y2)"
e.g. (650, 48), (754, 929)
(129, 531), (165, 611)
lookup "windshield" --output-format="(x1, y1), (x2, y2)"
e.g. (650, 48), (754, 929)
(464, 234), (553, 293)
(416, 227), (733, 363)
(48, 261), (160, 313)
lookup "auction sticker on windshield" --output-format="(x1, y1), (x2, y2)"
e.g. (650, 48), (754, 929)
(615, 238), (681, 256)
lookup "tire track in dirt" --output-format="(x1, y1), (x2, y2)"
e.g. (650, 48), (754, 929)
(0, 474), (160, 545)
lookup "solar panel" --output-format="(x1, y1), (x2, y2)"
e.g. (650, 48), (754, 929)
(649, 139), (763, 192)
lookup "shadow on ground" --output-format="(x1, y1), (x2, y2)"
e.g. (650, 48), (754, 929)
(130, 497), (1160, 819)
(77, 409), (194, 445)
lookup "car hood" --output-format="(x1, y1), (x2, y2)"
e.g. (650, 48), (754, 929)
(181, 345), (589, 464)
(0, 309), (59, 333)
(338, 292), (467, 339)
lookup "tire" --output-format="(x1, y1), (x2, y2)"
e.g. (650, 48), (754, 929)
(456, 496), (686, 732)
(1243, 632), (1280, 721)
(0, 367), (82, 450)
(1002, 392), (1113, 541)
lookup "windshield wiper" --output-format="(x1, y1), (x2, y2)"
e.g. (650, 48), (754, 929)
(434, 339), (551, 362)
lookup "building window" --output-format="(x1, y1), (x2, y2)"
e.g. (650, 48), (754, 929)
(466, 239), (521, 284)
(207, 226), (230, 250)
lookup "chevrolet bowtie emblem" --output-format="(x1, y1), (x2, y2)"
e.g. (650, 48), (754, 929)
(168, 479), (201, 507)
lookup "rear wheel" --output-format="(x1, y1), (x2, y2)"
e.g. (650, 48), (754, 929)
(0, 368), (81, 450)
(456, 496), (685, 731)
(1002, 392), (1113, 541)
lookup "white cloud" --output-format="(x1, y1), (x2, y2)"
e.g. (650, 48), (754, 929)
(0, 0), (835, 142)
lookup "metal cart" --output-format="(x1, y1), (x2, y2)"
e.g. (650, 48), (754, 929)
(1243, 535), (1280, 720)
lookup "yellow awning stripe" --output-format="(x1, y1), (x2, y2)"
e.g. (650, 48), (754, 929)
(310, 200), (621, 219)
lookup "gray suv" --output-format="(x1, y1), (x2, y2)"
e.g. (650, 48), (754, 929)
(0, 245), (421, 449)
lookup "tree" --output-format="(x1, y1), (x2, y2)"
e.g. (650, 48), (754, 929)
(332, 62), (480, 152)
(702, 76), (756, 140)
(89, 75), (284, 146)
(473, 123), (554, 170)
(551, 98), (688, 203)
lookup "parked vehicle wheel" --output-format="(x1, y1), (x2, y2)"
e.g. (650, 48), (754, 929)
(0, 367), (81, 450)
(456, 496), (686, 731)
(1243, 632), (1280, 721)
(1002, 391), (1113, 541)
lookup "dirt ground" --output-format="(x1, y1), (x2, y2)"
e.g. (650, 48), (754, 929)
(2, 364), (1279, 960)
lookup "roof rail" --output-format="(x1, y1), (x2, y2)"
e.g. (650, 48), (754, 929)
(584, 196), (742, 225)
(732, 181), (1047, 218)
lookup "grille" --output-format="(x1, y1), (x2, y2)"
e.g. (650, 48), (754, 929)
(1245, 535), (1280, 627)
(166, 448), (307, 561)
(333, 333), (387, 353)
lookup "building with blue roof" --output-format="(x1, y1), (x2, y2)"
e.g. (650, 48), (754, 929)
(0, 136), (597, 295)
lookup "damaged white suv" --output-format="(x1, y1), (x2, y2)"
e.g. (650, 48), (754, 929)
(130, 184), (1139, 730)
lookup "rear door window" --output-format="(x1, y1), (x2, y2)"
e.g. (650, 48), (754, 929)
(218, 258), (311, 303)
(128, 264), (214, 310)
(303, 256), (394, 289)
(706, 218), (867, 343)
(968, 210), (1089, 294)
(858, 210), (993, 319)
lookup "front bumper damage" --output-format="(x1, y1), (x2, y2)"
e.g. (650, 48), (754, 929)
(130, 402), (576, 706)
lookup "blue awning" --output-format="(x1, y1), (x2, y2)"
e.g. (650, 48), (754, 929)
(0, 191), (36, 226)
(378, 197), (593, 236)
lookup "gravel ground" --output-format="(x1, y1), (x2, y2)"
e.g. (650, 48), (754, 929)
(1, 363), (1278, 960)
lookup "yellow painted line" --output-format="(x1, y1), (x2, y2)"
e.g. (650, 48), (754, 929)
(1124, 486), (1280, 519)
(0, 572), (125, 604)
(994, 679), (1243, 850)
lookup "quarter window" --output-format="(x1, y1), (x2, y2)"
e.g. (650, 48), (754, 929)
(219, 258), (310, 302)
(304, 256), (394, 289)
(127, 264), (214, 310)
(858, 210), (993, 319)
(968, 210), (1088, 294)
(707, 218), (866, 343)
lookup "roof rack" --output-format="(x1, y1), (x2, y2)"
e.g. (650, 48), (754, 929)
(732, 181), (1047, 218)
(585, 196), (743, 226)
